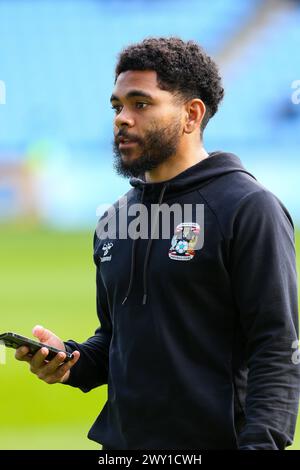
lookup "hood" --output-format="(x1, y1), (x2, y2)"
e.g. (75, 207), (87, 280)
(122, 151), (256, 307)
(129, 151), (256, 200)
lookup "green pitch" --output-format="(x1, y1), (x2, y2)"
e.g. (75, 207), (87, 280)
(0, 225), (299, 449)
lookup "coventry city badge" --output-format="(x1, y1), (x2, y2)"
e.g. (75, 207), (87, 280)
(168, 222), (200, 261)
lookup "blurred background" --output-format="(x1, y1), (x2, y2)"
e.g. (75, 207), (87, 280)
(0, 0), (299, 450)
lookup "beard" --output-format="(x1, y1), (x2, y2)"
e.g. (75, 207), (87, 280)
(113, 118), (182, 179)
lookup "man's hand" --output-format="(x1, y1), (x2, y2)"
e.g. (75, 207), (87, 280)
(14, 325), (80, 384)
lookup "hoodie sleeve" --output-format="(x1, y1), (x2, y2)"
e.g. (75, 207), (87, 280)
(230, 189), (300, 450)
(62, 237), (112, 393)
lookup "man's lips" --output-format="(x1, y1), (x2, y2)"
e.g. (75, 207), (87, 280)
(119, 141), (138, 148)
(117, 137), (139, 148)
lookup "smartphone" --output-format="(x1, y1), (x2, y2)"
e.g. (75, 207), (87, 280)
(0, 332), (74, 362)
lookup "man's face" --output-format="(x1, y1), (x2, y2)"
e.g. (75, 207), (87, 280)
(111, 70), (183, 178)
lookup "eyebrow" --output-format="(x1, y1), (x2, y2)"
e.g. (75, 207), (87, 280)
(110, 89), (154, 103)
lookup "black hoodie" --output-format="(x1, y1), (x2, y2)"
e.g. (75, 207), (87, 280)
(64, 151), (300, 450)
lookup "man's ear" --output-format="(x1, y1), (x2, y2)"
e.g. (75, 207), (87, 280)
(183, 99), (206, 134)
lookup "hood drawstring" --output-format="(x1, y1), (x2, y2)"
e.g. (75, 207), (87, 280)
(122, 185), (146, 306)
(122, 183), (168, 306)
(142, 183), (168, 306)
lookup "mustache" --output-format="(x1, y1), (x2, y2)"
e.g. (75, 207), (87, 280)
(114, 131), (142, 144)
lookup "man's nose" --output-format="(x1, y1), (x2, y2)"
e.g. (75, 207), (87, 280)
(115, 108), (135, 128)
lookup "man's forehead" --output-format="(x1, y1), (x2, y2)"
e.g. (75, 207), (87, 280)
(112, 70), (169, 99)
(115, 70), (158, 89)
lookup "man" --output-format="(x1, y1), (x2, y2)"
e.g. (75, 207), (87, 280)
(16, 37), (300, 450)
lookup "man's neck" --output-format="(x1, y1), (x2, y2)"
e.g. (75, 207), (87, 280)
(144, 146), (209, 183)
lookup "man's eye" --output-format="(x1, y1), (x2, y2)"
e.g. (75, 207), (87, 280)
(111, 103), (148, 113)
(111, 105), (122, 113)
(136, 102), (148, 109)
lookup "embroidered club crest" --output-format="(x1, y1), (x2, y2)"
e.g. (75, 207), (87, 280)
(169, 222), (200, 261)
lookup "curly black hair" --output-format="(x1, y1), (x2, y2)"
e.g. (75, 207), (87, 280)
(115, 37), (224, 135)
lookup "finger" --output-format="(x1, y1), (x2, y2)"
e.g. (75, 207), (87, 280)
(40, 350), (69, 375)
(15, 346), (31, 362)
(29, 347), (50, 372)
(50, 351), (80, 380)
(32, 325), (53, 343)
(38, 351), (80, 383)
(46, 349), (80, 374)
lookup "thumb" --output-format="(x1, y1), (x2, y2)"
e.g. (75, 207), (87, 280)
(32, 325), (53, 343)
